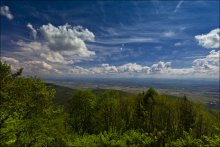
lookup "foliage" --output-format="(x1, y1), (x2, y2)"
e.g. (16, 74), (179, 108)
(0, 61), (69, 146)
(68, 90), (96, 134)
(0, 61), (219, 146)
(68, 130), (220, 147)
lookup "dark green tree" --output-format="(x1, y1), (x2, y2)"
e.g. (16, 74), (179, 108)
(68, 90), (96, 134)
(179, 95), (196, 134)
(133, 94), (145, 130)
(143, 88), (158, 132)
(94, 90), (120, 133)
(0, 62), (68, 146)
(0, 61), (11, 81)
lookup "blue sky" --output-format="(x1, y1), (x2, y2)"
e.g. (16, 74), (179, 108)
(1, 0), (219, 78)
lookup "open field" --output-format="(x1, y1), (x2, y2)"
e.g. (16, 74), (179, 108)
(45, 78), (219, 109)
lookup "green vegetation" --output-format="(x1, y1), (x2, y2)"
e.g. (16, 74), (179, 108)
(1, 61), (219, 146)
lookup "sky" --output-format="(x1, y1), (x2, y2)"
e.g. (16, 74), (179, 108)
(0, 0), (219, 79)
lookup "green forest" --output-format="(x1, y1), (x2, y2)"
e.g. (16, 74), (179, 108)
(1, 61), (220, 146)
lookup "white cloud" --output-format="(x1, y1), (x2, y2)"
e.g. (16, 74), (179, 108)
(101, 64), (118, 73)
(3, 26), (219, 78)
(0, 6), (13, 20)
(40, 51), (73, 64)
(193, 59), (211, 70)
(16, 40), (45, 51)
(1, 23), (97, 77)
(24, 60), (62, 75)
(193, 50), (219, 71)
(1, 56), (61, 76)
(1, 56), (19, 64)
(39, 23), (95, 57)
(150, 61), (171, 73)
(174, 0), (184, 13)
(170, 68), (193, 76)
(69, 66), (90, 74)
(118, 63), (148, 72)
(89, 63), (150, 74)
(15, 23), (95, 65)
(174, 40), (189, 47)
(1, 57), (20, 71)
(164, 31), (175, 37)
(68, 62), (171, 76)
(174, 42), (182, 46)
(27, 60), (52, 70)
(206, 50), (219, 66)
(64, 57), (218, 78)
(16, 40), (74, 65)
(27, 23), (37, 39)
(1, 53), (218, 78)
(95, 37), (159, 45)
(195, 28), (220, 49)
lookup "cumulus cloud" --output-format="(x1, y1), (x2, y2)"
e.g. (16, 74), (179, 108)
(1, 23), (97, 77)
(25, 60), (62, 75)
(100, 64), (118, 73)
(193, 50), (219, 71)
(195, 28), (220, 49)
(40, 52), (73, 64)
(90, 63), (149, 74)
(1, 56), (19, 64)
(39, 23), (95, 57)
(64, 57), (218, 78)
(1, 53), (218, 78)
(69, 61), (171, 76)
(1, 57), (20, 71)
(69, 66), (90, 74)
(16, 40), (74, 64)
(118, 63), (149, 72)
(0, 6), (13, 20)
(206, 50), (219, 66)
(1, 56), (61, 76)
(27, 23), (37, 39)
(193, 59), (211, 70)
(16, 40), (45, 51)
(16, 23), (95, 65)
(3, 25), (219, 78)
(27, 60), (52, 70)
(150, 61), (171, 73)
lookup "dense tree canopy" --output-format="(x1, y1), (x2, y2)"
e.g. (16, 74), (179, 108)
(0, 62), (68, 146)
(0, 61), (219, 146)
